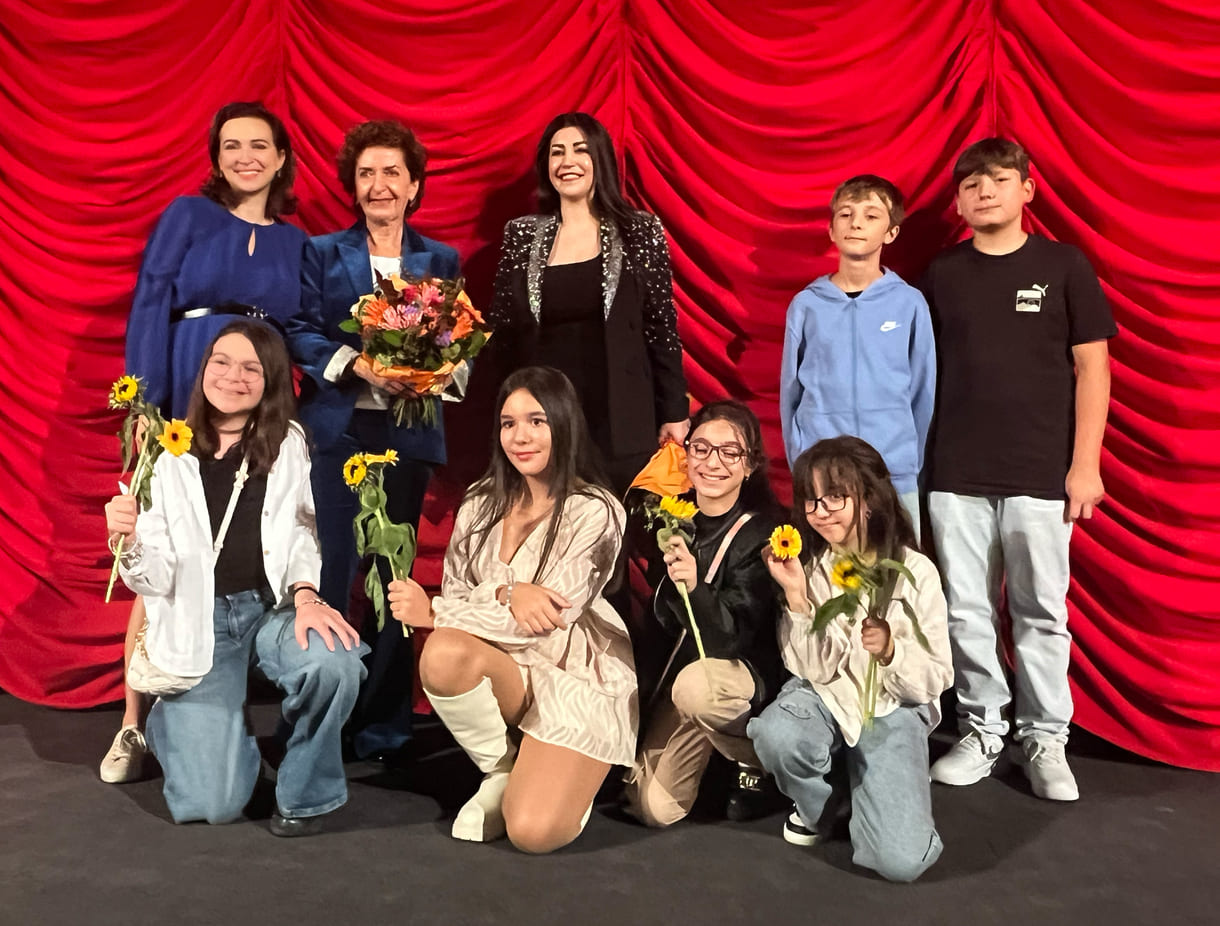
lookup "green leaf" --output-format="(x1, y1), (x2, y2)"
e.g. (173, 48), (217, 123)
(900, 598), (934, 653)
(338, 318), (361, 334)
(877, 557), (918, 587)
(811, 594), (855, 634)
(365, 569), (387, 632)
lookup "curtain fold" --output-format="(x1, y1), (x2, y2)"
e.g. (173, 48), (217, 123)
(1, 0), (1216, 770)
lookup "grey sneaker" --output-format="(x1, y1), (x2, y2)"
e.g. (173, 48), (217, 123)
(99, 725), (149, 784)
(782, 808), (818, 847)
(930, 731), (1004, 786)
(1020, 740), (1079, 801)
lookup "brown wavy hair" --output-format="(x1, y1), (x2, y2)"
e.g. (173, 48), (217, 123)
(336, 120), (428, 218)
(791, 435), (918, 562)
(200, 101), (297, 219)
(185, 321), (299, 475)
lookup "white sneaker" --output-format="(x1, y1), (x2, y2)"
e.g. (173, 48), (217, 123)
(99, 725), (149, 784)
(930, 731), (1004, 786)
(1020, 740), (1079, 801)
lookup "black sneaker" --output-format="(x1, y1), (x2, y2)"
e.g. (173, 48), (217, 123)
(782, 808), (817, 847)
(725, 763), (784, 822)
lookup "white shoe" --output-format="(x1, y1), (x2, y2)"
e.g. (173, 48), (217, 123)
(1019, 740), (1079, 801)
(930, 731), (1004, 786)
(99, 725), (149, 784)
(426, 678), (517, 843)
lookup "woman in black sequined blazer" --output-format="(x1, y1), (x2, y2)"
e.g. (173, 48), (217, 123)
(488, 112), (690, 492)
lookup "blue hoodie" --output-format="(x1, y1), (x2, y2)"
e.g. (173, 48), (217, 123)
(780, 269), (935, 493)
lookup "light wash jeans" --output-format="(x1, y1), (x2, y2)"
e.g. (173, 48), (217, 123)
(145, 589), (367, 824)
(748, 677), (943, 883)
(899, 490), (921, 545)
(927, 491), (1073, 744)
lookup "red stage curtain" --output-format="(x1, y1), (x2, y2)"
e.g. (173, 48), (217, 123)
(0, 1), (1216, 770)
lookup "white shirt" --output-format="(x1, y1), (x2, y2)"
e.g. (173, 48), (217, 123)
(777, 547), (954, 746)
(120, 424), (321, 677)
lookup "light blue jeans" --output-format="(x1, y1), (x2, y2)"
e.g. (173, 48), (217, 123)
(748, 677), (943, 883)
(145, 589), (367, 824)
(928, 491), (1073, 743)
(899, 490), (921, 545)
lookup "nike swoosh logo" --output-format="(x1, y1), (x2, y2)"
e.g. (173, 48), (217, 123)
(879, 321), (899, 332)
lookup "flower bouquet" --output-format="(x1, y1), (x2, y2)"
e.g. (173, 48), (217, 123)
(339, 273), (490, 428)
(811, 553), (931, 728)
(105, 375), (193, 602)
(345, 449), (415, 636)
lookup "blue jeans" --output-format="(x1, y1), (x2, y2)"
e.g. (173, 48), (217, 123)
(748, 677), (943, 883)
(927, 491), (1074, 743)
(145, 590), (367, 824)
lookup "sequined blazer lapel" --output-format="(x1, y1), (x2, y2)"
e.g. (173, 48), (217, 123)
(526, 215), (623, 322)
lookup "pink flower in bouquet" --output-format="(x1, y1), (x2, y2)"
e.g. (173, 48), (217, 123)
(417, 282), (444, 306)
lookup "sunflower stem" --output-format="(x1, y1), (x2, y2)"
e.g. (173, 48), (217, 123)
(373, 505), (410, 637)
(104, 447), (150, 604)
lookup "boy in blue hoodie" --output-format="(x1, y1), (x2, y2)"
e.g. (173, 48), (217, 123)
(780, 175), (935, 537)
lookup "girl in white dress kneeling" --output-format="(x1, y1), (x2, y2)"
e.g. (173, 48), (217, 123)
(389, 366), (635, 853)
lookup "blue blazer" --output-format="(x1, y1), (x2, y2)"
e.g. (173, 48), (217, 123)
(288, 221), (461, 464)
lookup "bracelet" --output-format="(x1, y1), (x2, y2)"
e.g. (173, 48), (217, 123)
(109, 533), (143, 564)
(502, 581), (515, 609)
(297, 596), (329, 609)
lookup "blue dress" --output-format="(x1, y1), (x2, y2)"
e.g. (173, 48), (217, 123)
(125, 196), (307, 417)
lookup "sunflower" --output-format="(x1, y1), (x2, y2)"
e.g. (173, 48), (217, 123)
(156, 420), (193, 457)
(343, 454), (368, 487)
(769, 524), (803, 561)
(364, 449), (399, 466)
(660, 495), (698, 520)
(831, 557), (862, 590)
(110, 375), (140, 407)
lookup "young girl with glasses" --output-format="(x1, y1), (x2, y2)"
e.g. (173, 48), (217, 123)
(623, 400), (785, 826)
(104, 321), (365, 835)
(748, 435), (952, 881)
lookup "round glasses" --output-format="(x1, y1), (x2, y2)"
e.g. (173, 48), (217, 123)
(207, 356), (264, 383)
(687, 439), (746, 465)
(804, 493), (848, 514)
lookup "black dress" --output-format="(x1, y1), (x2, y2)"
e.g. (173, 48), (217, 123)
(539, 255), (612, 451)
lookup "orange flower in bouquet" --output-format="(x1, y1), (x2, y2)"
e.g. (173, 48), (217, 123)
(341, 272), (491, 427)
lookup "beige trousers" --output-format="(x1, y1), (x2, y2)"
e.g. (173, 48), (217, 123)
(624, 658), (759, 827)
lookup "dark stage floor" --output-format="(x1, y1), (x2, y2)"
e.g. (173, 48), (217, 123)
(1, 692), (1216, 926)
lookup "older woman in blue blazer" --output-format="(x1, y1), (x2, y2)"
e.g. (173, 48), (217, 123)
(288, 120), (460, 760)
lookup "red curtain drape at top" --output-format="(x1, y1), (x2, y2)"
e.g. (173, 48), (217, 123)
(0, 1), (1217, 770)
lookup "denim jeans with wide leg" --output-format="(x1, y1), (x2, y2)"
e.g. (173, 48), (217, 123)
(927, 491), (1074, 744)
(146, 589), (366, 824)
(749, 677), (943, 883)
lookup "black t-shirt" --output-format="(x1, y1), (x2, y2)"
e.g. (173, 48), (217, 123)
(922, 236), (1117, 499)
(200, 444), (271, 597)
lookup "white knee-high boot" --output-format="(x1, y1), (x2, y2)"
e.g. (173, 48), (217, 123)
(426, 677), (517, 842)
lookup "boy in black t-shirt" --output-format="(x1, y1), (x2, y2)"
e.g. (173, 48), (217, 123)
(923, 138), (1117, 801)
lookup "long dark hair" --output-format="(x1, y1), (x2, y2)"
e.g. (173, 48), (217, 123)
(200, 101), (298, 218)
(185, 321), (298, 475)
(460, 366), (616, 584)
(791, 436), (917, 563)
(533, 112), (635, 228)
(686, 400), (781, 516)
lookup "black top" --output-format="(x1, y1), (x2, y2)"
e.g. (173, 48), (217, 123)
(540, 256), (611, 449)
(922, 236), (1117, 498)
(653, 500), (784, 710)
(200, 444), (271, 597)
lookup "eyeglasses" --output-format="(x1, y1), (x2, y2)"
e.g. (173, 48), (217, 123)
(687, 439), (746, 465)
(804, 493), (848, 514)
(207, 356), (264, 382)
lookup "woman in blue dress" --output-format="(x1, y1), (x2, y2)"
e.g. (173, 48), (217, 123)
(101, 101), (306, 784)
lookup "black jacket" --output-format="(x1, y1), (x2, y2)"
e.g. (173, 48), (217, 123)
(653, 502), (784, 711)
(488, 212), (689, 458)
